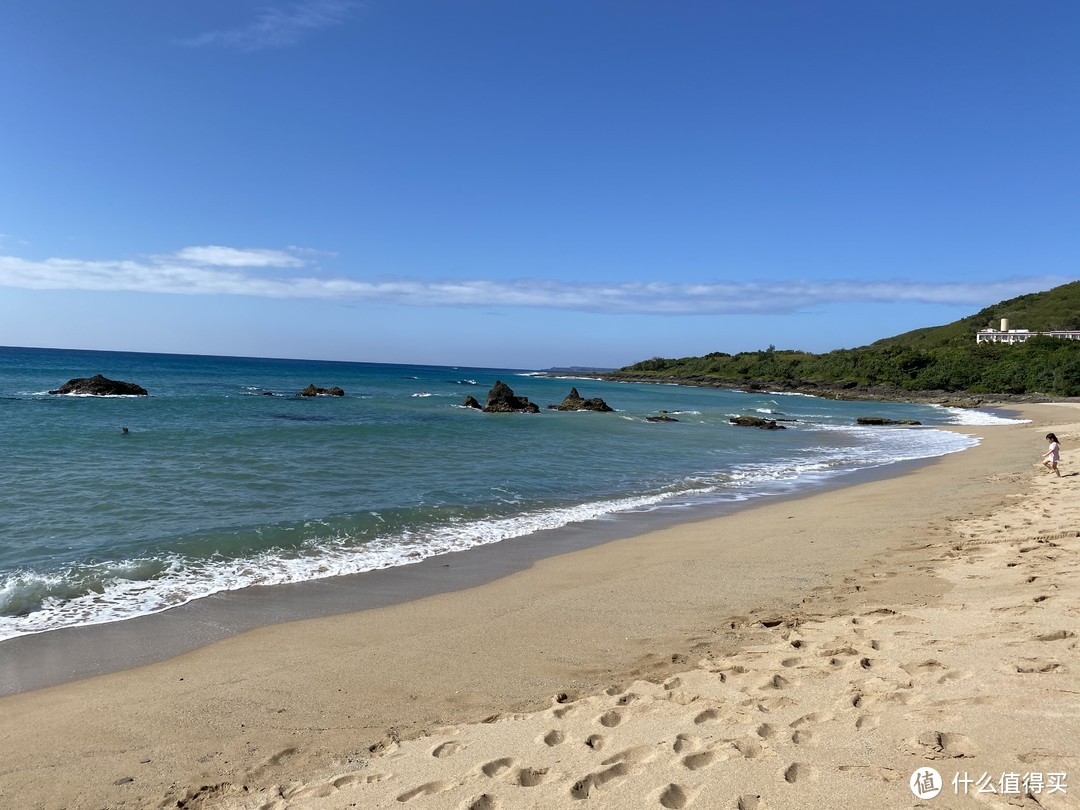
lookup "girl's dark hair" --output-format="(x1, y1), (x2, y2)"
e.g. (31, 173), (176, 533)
(1046, 433), (1060, 446)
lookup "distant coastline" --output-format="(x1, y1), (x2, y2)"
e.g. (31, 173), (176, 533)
(540, 370), (1080, 408)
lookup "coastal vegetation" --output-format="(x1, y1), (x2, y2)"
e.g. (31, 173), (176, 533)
(617, 282), (1080, 397)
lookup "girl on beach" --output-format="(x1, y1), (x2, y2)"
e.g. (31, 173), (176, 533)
(1042, 433), (1061, 477)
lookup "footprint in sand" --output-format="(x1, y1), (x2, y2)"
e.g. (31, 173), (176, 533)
(569, 762), (632, 800)
(396, 780), (455, 802)
(682, 750), (718, 770)
(1012, 658), (1063, 674)
(937, 669), (972, 684)
(761, 673), (794, 690)
(790, 711), (833, 728)
(1035, 630), (1076, 642)
(918, 731), (977, 760)
(732, 738), (768, 759)
(783, 762), (817, 783)
(432, 741), (463, 758)
(329, 774), (362, 789)
(673, 734), (700, 753)
(693, 708), (721, 725)
(585, 734), (605, 751)
(659, 782), (695, 809)
(819, 644), (857, 658)
(855, 714), (881, 731)
(849, 692), (875, 710)
(599, 710), (623, 728)
(602, 746), (656, 767)
(789, 712), (831, 745)
(737, 794), (770, 810)
(901, 659), (948, 677)
(512, 766), (554, 787)
(666, 690), (701, 706)
(542, 730), (565, 747)
(465, 794), (501, 810)
(481, 758), (516, 778)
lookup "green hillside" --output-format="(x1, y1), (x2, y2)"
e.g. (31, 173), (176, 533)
(617, 281), (1080, 396)
(870, 280), (1080, 350)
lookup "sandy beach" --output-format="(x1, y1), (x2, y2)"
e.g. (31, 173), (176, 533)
(1, 403), (1077, 809)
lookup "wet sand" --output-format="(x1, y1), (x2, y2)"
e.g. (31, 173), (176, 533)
(0, 404), (1076, 809)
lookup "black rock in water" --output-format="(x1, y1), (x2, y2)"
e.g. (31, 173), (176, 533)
(298, 384), (345, 397)
(729, 416), (786, 430)
(482, 380), (540, 413)
(550, 387), (614, 412)
(48, 374), (148, 396)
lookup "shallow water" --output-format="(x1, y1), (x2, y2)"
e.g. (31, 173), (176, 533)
(0, 346), (1018, 639)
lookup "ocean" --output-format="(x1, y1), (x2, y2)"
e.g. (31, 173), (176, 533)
(0, 346), (1020, 642)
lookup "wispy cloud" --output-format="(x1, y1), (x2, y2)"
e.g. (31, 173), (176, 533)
(182, 1), (357, 52)
(0, 246), (1067, 316)
(158, 246), (307, 268)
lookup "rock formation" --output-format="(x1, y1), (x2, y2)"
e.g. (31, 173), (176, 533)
(462, 395), (482, 410)
(298, 384), (345, 397)
(48, 374), (148, 396)
(482, 380), (540, 413)
(729, 416), (786, 430)
(856, 417), (921, 426)
(548, 387), (614, 412)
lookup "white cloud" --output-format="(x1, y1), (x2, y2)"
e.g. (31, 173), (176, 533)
(0, 248), (1068, 316)
(182, 0), (357, 52)
(166, 246), (307, 268)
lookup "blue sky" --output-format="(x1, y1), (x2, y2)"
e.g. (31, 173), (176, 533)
(0, 1), (1076, 369)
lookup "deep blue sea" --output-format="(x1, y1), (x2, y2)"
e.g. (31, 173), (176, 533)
(0, 346), (1020, 641)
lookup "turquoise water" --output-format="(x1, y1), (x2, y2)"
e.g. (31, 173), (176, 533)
(0, 346), (1014, 640)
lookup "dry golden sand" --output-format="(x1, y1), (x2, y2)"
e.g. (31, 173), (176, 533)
(0, 404), (1077, 809)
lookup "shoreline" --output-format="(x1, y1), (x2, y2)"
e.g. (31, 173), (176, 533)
(0, 403), (1075, 809)
(1, 430), (975, 697)
(545, 371), (1080, 408)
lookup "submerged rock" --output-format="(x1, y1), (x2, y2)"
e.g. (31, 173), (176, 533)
(645, 414), (679, 423)
(48, 374), (148, 396)
(482, 380), (540, 413)
(298, 384), (345, 397)
(548, 387), (614, 412)
(729, 416), (786, 430)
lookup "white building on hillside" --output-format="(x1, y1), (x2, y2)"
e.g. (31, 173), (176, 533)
(977, 318), (1080, 344)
